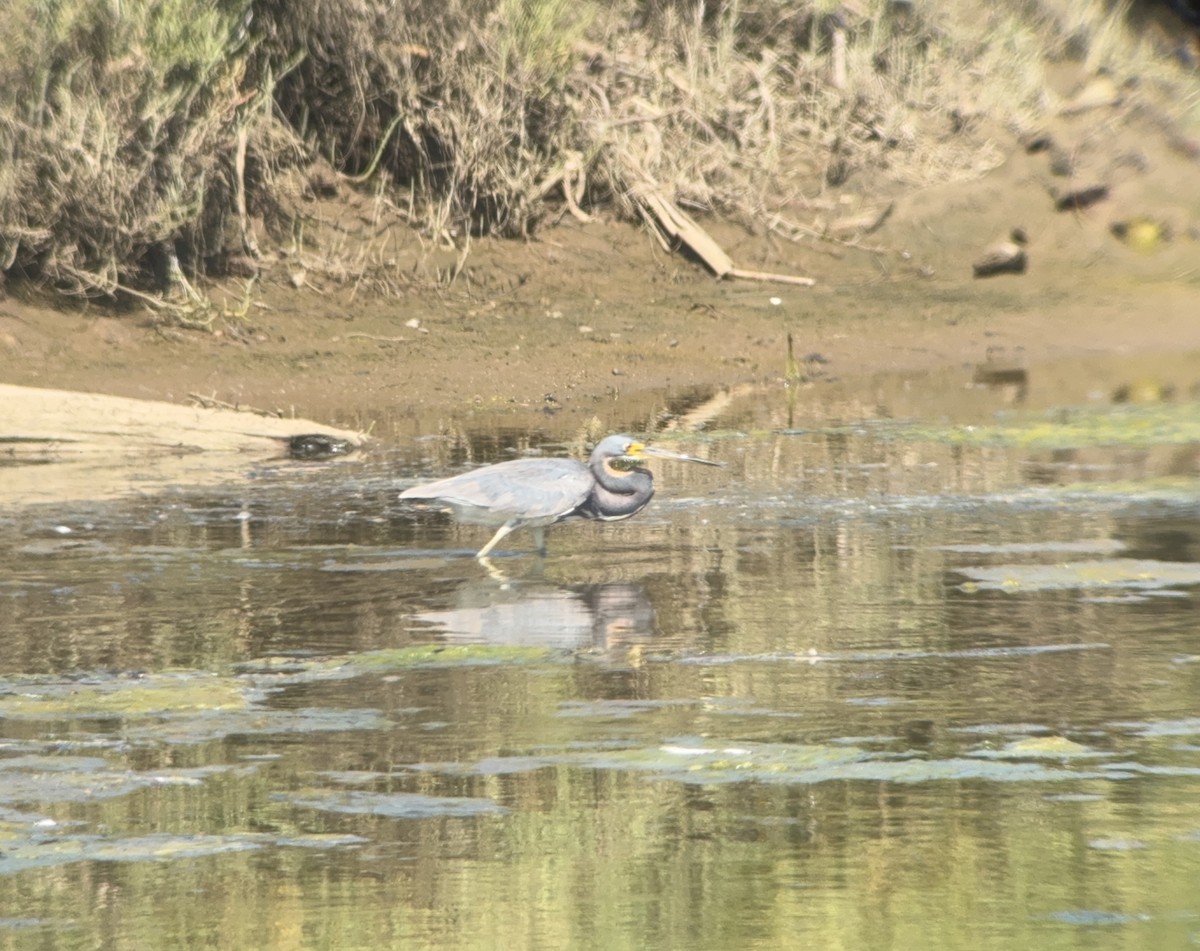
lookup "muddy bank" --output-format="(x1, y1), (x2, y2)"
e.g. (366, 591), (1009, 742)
(2, 95), (1199, 442)
(2, 222), (1196, 436)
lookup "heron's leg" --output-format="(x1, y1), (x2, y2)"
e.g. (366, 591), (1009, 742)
(532, 526), (547, 555)
(476, 520), (519, 560)
(478, 555), (511, 582)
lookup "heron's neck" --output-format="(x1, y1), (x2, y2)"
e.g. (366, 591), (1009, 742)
(584, 466), (654, 521)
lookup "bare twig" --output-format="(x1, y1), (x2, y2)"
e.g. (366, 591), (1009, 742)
(235, 124), (260, 257)
(727, 267), (816, 287)
(344, 332), (409, 343)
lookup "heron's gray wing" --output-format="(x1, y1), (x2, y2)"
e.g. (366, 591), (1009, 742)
(400, 458), (592, 523)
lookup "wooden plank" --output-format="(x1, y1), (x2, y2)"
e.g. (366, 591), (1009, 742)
(632, 186), (815, 286)
(633, 187), (735, 277)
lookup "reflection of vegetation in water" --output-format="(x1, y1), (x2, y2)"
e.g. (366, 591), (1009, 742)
(278, 788), (506, 818)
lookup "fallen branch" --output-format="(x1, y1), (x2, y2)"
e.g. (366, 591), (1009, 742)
(188, 392), (275, 414)
(344, 332), (408, 343)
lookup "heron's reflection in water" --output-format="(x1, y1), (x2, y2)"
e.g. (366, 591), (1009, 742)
(412, 580), (655, 650)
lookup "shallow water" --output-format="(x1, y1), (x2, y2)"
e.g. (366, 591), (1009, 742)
(2, 371), (1199, 950)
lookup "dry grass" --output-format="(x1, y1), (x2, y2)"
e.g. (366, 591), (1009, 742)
(1, 0), (1197, 304)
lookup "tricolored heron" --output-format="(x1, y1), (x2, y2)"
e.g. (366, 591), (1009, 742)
(400, 434), (720, 560)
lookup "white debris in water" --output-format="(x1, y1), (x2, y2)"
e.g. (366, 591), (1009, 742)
(660, 745), (714, 756)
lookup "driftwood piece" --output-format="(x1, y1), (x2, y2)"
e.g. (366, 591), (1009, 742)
(0, 384), (366, 505)
(632, 186), (816, 287)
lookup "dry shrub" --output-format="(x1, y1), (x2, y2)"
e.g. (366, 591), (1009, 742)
(1, 0), (1196, 298)
(254, 0), (1080, 245)
(258, 0), (989, 242)
(0, 0), (266, 298)
(261, 0), (592, 238)
(592, 0), (1054, 231)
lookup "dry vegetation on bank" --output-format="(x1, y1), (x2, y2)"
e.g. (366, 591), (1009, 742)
(0, 0), (1197, 312)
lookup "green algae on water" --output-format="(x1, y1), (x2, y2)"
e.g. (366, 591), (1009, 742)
(957, 558), (1200, 593)
(877, 401), (1200, 450)
(245, 643), (565, 684)
(0, 672), (251, 719)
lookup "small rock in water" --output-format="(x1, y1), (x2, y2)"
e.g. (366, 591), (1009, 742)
(1054, 184), (1109, 212)
(286, 433), (357, 460)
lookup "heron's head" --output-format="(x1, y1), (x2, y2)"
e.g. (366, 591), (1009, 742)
(590, 434), (722, 473)
(587, 435), (643, 479)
